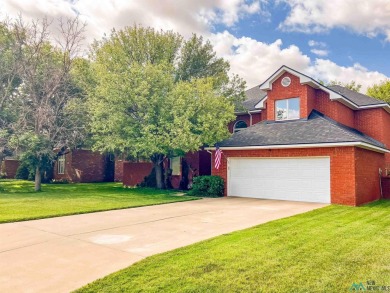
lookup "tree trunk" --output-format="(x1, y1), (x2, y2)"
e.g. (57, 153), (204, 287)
(151, 154), (165, 189)
(34, 166), (42, 191)
(154, 161), (164, 189)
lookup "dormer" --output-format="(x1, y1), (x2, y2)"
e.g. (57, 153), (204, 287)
(259, 65), (390, 122)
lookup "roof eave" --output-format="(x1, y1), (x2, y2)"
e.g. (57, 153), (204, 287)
(205, 142), (389, 153)
(234, 109), (262, 115)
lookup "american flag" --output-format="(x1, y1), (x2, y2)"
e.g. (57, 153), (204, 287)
(214, 146), (222, 170)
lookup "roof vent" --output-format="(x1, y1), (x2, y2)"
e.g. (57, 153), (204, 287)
(281, 76), (291, 87)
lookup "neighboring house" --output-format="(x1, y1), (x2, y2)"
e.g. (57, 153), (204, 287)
(53, 149), (114, 183)
(1, 158), (20, 179)
(209, 65), (390, 206)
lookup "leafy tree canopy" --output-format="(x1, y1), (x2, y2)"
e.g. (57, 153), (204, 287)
(88, 25), (244, 188)
(2, 16), (87, 191)
(367, 80), (390, 103)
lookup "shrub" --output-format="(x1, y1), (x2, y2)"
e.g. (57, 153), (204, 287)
(15, 162), (34, 180)
(188, 175), (224, 197)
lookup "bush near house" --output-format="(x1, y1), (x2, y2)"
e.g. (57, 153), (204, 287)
(188, 175), (224, 197)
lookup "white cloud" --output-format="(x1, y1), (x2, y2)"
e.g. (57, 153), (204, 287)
(209, 31), (311, 87)
(308, 40), (326, 47)
(307, 60), (388, 92)
(280, 0), (390, 41)
(310, 49), (328, 57)
(0, 0), (388, 93)
(0, 0), (265, 41)
(210, 31), (386, 92)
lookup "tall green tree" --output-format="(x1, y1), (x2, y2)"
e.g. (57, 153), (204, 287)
(6, 16), (87, 191)
(88, 26), (244, 188)
(367, 80), (390, 103)
(0, 20), (21, 171)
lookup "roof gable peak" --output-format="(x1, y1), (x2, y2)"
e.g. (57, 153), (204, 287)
(259, 65), (390, 112)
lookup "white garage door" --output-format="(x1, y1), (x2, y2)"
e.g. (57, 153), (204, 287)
(228, 157), (330, 203)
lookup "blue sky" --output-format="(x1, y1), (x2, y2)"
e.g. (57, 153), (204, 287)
(1, 0), (389, 91)
(225, 2), (390, 77)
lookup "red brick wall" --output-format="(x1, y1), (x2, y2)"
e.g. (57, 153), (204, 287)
(266, 72), (314, 120)
(354, 148), (384, 205)
(315, 90), (355, 128)
(123, 162), (153, 186)
(2, 159), (20, 179)
(211, 147), (383, 206)
(53, 150), (107, 183)
(354, 108), (390, 163)
(262, 72), (359, 128)
(114, 159), (125, 182)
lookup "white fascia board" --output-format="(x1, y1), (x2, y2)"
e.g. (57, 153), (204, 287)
(205, 142), (389, 153)
(359, 104), (390, 111)
(259, 66), (295, 90)
(254, 96), (267, 109)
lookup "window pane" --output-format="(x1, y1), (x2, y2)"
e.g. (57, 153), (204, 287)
(234, 120), (248, 132)
(275, 100), (288, 120)
(288, 98), (300, 119)
(58, 155), (65, 174)
(171, 157), (181, 176)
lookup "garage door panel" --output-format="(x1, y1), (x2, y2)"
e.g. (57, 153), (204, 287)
(228, 157), (330, 203)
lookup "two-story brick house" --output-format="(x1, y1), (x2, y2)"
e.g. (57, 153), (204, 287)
(210, 65), (390, 206)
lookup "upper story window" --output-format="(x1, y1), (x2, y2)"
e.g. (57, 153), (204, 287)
(233, 120), (248, 133)
(57, 155), (65, 174)
(275, 98), (300, 121)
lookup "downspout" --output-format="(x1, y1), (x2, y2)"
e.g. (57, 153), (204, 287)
(248, 111), (253, 126)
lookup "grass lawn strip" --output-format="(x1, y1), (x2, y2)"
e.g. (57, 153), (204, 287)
(0, 180), (197, 223)
(76, 200), (390, 292)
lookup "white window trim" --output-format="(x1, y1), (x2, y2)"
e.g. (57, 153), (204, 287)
(58, 155), (65, 174)
(275, 98), (300, 121)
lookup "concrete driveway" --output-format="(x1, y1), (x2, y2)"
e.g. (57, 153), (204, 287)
(0, 197), (326, 292)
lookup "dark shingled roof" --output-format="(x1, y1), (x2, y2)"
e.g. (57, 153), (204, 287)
(219, 110), (386, 149)
(240, 85), (267, 112)
(327, 85), (387, 107)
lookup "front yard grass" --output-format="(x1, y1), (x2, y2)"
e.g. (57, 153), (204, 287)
(77, 200), (390, 292)
(0, 180), (197, 223)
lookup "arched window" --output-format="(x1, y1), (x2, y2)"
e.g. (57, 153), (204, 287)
(233, 120), (248, 133)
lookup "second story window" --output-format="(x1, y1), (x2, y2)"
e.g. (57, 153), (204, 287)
(275, 98), (300, 121)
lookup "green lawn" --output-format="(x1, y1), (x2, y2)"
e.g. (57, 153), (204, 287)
(0, 180), (197, 223)
(77, 200), (390, 293)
